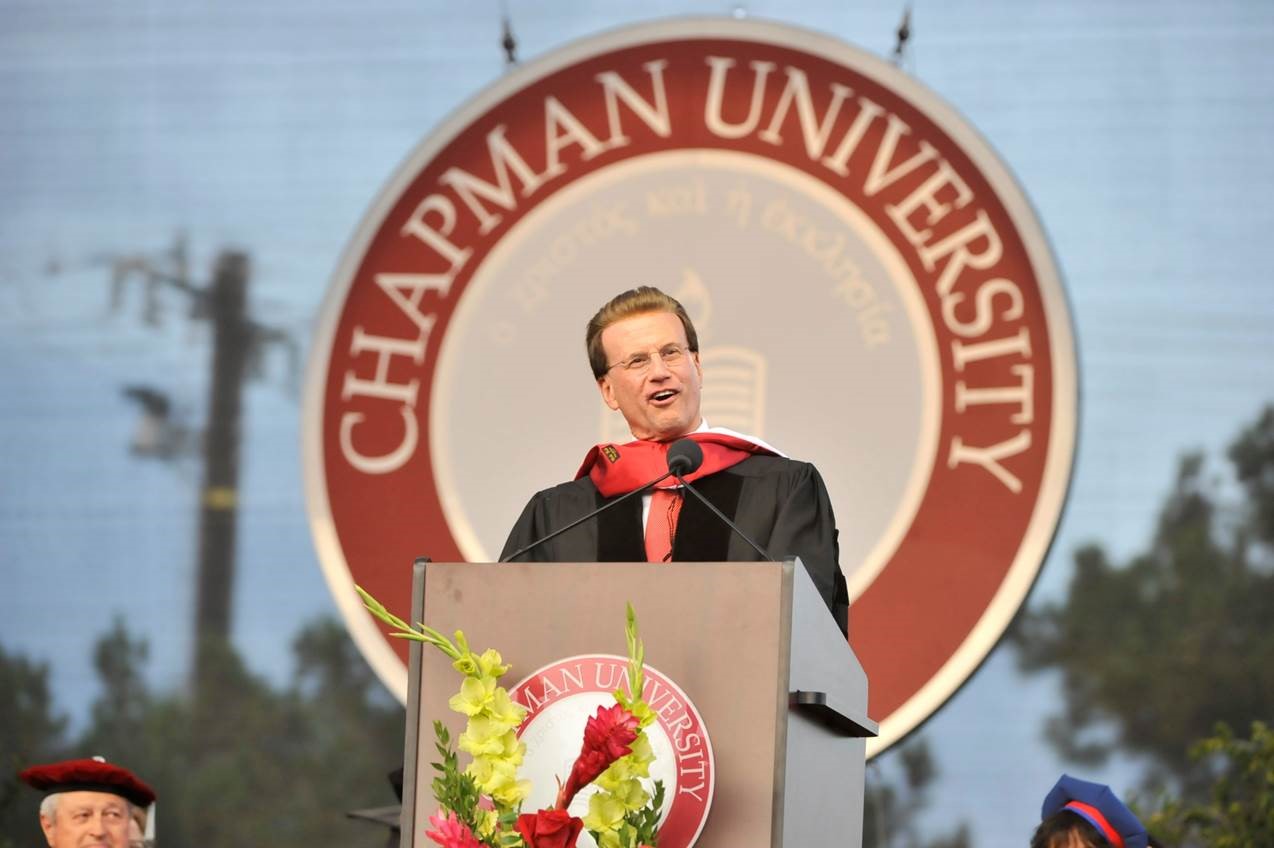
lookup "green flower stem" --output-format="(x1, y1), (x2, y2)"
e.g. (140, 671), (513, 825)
(355, 584), (413, 632)
(625, 602), (645, 703)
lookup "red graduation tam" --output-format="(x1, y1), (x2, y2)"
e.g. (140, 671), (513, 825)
(19, 757), (156, 808)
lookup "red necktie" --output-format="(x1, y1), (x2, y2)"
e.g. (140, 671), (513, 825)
(644, 489), (683, 563)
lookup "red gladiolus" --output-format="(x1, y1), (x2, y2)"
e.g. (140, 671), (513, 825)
(516, 808), (584, 848)
(555, 703), (640, 809)
(424, 810), (484, 848)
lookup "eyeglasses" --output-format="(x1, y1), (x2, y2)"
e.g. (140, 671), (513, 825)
(606, 343), (691, 373)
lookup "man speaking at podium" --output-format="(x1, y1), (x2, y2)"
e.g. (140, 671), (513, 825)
(500, 286), (849, 637)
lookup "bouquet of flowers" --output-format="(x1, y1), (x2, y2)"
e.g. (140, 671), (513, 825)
(357, 587), (664, 848)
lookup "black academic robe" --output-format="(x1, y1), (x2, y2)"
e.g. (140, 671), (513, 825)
(499, 454), (849, 637)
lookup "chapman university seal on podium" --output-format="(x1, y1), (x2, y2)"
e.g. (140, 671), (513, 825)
(511, 655), (713, 848)
(304, 18), (1078, 757)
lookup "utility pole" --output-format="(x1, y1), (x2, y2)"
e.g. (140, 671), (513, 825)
(194, 251), (249, 655)
(101, 240), (293, 699)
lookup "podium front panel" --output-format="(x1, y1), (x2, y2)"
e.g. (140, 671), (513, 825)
(405, 561), (794, 848)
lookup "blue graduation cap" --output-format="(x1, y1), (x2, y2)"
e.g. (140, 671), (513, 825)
(1041, 774), (1148, 848)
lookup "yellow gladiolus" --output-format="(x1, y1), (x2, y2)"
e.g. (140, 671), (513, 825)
(476, 648), (510, 677)
(626, 699), (657, 729)
(626, 734), (654, 771)
(469, 756), (531, 807)
(614, 777), (648, 810)
(458, 717), (511, 756)
(475, 808), (499, 838)
(583, 791), (627, 833)
(449, 675), (497, 716)
(486, 686), (527, 729)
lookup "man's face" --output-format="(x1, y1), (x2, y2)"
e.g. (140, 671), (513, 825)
(40, 791), (130, 848)
(597, 310), (703, 441)
(127, 815), (145, 848)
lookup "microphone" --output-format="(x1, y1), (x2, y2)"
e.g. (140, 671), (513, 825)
(666, 438), (775, 562)
(500, 466), (674, 563)
(666, 438), (703, 476)
(502, 437), (774, 563)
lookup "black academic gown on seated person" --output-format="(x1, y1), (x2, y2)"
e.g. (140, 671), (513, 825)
(499, 454), (850, 637)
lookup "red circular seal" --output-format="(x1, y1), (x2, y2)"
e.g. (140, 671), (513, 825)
(509, 655), (713, 848)
(304, 18), (1076, 757)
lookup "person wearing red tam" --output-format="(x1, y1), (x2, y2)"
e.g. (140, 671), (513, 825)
(1031, 774), (1149, 848)
(500, 286), (849, 636)
(19, 756), (156, 848)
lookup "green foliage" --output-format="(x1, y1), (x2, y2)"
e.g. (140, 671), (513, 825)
(586, 779), (665, 848)
(1229, 406), (1274, 546)
(1013, 405), (1274, 794)
(429, 721), (484, 835)
(0, 644), (68, 848)
(429, 720), (525, 848)
(621, 779), (663, 848)
(863, 737), (970, 848)
(75, 618), (153, 767)
(1138, 722), (1274, 847)
(1, 616), (404, 848)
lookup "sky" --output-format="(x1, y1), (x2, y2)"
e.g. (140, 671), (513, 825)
(2, 1), (1273, 845)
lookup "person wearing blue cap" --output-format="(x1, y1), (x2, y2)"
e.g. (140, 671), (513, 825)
(1031, 774), (1153, 848)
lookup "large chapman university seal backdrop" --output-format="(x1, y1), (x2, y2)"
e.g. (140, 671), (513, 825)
(303, 17), (1077, 757)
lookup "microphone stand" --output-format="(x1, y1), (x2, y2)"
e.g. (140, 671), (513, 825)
(503, 437), (774, 564)
(500, 469), (674, 562)
(671, 471), (775, 562)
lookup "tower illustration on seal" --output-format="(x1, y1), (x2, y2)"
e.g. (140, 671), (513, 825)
(599, 267), (768, 444)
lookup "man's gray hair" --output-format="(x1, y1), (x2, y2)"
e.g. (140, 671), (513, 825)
(38, 792), (133, 822)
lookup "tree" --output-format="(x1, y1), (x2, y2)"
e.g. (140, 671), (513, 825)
(0, 644), (67, 848)
(1228, 405), (1274, 548)
(283, 618), (405, 844)
(1012, 405), (1274, 796)
(1138, 721), (1274, 847)
(863, 737), (970, 848)
(77, 618), (151, 758)
(13, 616), (407, 848)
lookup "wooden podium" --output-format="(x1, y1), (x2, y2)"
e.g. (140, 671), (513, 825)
(399, 558), (876, 848)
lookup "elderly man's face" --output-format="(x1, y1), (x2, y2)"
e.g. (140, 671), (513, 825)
(40, 791), (130, 848)
(597, 310), (703, 441)
(127, 814), (145, 848)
